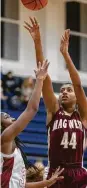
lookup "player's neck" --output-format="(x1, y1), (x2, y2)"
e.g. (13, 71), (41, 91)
(62, 104), (75, 114)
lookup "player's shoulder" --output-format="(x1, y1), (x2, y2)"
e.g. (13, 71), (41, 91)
(74, 109), (87, 129)
(47, 106), (62, 128)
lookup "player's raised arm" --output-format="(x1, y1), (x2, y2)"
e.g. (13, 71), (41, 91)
(60, 29), (87, 128)
(1, 61), (49, 143)
(24, 17), (59, 114)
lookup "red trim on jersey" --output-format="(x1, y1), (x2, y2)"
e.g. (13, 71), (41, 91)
(1, 157), (14, 188)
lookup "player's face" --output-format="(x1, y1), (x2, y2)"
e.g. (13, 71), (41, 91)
(1, 113), (16, 128)
(59, 84), (76, 106)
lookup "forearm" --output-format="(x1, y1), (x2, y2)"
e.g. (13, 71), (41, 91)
(34, 38), (44, 66)
(63, 52), (81, 85)
(26, 78), (43, 111)
(34, 33), (52, 87)
(34, 39), (57, 112)
(25, 179), (51, 188)
(34, 37), (54, 94)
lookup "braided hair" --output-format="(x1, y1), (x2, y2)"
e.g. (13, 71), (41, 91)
(15, 136), (38, 171)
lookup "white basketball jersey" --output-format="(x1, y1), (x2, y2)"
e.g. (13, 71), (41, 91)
(1, 148), (26, 188)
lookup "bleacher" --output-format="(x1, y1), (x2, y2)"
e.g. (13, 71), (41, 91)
(3, 98), (87, 168)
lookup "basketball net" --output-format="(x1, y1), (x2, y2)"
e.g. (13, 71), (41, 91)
(63, 0), (87, 4)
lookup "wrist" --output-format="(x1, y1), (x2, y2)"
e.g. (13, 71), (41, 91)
(36, 77), (44, 82)
(62, 51), (69, 56)
(34, 37), (41, 43)
(47, 178), (53, 187)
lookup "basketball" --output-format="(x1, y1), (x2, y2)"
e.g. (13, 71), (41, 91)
(21, 0), (48, 11)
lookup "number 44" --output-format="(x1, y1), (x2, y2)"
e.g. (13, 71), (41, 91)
(61, 132), (77, 149)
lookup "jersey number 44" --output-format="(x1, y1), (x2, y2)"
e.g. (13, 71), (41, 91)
(61, 132), (77, 149)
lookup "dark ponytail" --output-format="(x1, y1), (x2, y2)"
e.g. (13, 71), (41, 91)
(15, 137), (38, 171)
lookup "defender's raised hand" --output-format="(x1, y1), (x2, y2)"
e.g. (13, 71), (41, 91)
(60, 29), (70, 55)
(24, 17), (40, 41)
(48, 167), (64, 187)
(34, 60), (49, 80)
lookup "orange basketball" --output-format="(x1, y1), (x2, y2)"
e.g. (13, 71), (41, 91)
(21, 0), (48, 11)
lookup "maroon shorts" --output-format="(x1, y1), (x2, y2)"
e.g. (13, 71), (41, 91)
(47, 166), (87, 188)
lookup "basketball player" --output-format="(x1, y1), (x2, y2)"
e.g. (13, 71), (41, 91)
(24, 17), (87, 187)
(1, 61), (64, 188)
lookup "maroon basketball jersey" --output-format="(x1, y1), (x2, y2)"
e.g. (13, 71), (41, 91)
(47, 107), (85, 168)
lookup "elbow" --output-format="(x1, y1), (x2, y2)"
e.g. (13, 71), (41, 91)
(32, 104), (38, 113)
(32, 101), (39, 112)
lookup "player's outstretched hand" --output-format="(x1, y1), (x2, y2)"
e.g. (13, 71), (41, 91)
(24, 17), (40, 41)
(34, 60), (49, 80)
(60, 29), (70, 55)
(48, 167), (64, 187)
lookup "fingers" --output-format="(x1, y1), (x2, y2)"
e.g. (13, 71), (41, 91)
(45, 62), (50, 70)
(61, 35), (66, 45)
(38, 62), (42, 70)
(24, 25), (31, 33)
(34, 62), (41, 75)
(55, 166), (60, 174)
(66, 29), (70, 40)
(57, 176), (64, 180)
(24, 21), (32, 30)
(29, 17), (35, 26)
(41, 60), (47, 69)
(53, 167), (64, 178)
(61, 36), (66, 42)
(34, 60), (49, 79)
(61, 29), (70, 42)
(57, 168), (64, 176)
(65, 29), (70, 40)
(34, 17), (39, 27)
(30, 17), (39, 27)
(24, 17), (39, 33)
(42, 60), (49, 70)
(38, 60), (49, 70)
(24, 19), (35, 30)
